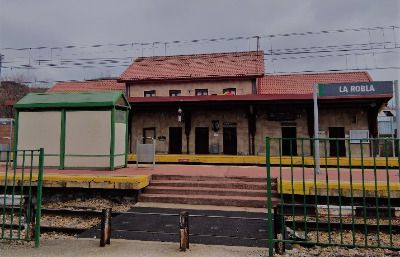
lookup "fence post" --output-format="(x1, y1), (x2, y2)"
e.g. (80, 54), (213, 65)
(180, 211), (189, 251)
(100, 208), (112, 247)
(266, 137), (274, 257)
(274, 206), (285, 254)
(34, 148), (44, 247)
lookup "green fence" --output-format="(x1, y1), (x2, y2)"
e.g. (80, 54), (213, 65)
(266, 138), (400, 256)
(1, 148), (44, 247)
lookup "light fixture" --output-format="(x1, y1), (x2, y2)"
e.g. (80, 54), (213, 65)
(178, 107), (183, 122)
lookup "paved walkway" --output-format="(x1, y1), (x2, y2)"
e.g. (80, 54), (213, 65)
(0, 238), (269, 257)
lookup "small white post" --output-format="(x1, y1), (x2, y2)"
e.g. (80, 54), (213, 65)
(313, 84), (321, 174)
(394, 80), (399, 179)
(395, 80), (399, 141)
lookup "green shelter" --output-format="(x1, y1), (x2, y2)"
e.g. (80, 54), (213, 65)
(13, 91), (131, 170)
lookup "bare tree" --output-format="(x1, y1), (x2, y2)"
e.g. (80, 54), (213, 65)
(0, 74), (49, 118)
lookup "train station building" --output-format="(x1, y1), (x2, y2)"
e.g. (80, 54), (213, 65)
(47, 51), (392, 158)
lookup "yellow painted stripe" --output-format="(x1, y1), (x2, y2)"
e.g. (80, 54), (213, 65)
(278, 180), (400, 197)
(128, 154), (399, 167)
(0, 174), (150, 190)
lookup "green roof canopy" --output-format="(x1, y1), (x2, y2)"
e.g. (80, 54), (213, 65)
(14, 91), (131, 109)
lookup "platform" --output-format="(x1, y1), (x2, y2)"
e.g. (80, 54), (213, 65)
(0, 166), (150, 190)
(128, 154), (399, 168)
(275, 167), (400, 197)
(0, 163), (399, 198)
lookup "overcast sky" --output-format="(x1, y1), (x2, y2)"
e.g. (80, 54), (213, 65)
(0, 0), (399, 85)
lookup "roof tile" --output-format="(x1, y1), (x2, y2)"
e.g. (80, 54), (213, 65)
(118, 51), (264, 82)
(47, 80), (124, 93)
(258, 71), (373, 94)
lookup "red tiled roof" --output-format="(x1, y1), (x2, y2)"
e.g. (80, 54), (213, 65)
(47, 80), (125, 93)
(118, 51), (264, 82)
(258, 71), (373, 94)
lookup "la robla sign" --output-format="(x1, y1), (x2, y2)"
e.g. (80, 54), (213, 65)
(318, 81), (392, 97)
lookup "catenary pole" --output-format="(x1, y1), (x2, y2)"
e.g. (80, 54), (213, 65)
(313, 84), (321, 174)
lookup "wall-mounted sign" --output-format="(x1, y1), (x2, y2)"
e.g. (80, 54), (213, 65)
(223, 122), (237, 126)
(318, 81), (392, 97)
(281, 122), (296, 127)
(212, 120), (220, 132)
(267, 112), (296, 121)
(158, 136), (166, 141)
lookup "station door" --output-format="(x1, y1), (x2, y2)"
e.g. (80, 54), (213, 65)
(195, 127), (209, 154)
(329, 127), (346, 157)
(169, 127), (182, 154)
(223, 127), (237, 155)
(282, 127), (297, 156)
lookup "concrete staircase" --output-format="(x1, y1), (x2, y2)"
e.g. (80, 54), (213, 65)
(138, 174), (280, 208)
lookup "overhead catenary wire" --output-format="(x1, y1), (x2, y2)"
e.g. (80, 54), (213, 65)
(1, 25), (399, 52)
(1, 25), (399, 84)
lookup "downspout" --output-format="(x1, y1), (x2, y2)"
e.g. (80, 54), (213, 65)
(368, 103), (382, 157)
(248, 105), (256, 155)
(184, 109), (191, 154)
(306, 107), (314, 155)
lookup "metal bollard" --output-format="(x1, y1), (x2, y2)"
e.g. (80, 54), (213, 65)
(274, 206), (285, 254)
(180, 211), (189, 251)
(100, 208), (112, 247)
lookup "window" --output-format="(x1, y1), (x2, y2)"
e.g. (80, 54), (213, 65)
(144, 90), (156, 97)
(223, 88), (236, 95)
(350, 130), (369, 143)
(143, 127), (156, 144)
(169, 90), (181, 96)
(195, 89), (208, 96)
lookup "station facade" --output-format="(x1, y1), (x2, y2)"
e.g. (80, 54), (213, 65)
(48, 51), (392, 158)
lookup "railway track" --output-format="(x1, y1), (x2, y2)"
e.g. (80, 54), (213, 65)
(3, 204), (400, 236)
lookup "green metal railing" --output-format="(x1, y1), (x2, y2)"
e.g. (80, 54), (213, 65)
(266, 138), (400, 256)
(1, 148), (44, 247)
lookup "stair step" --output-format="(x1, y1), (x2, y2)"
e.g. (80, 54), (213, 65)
(151, 174), (273, 183)
(150, 180), (275, 190)
(139, 193), (281, 208)
(143, 186), (275, 197)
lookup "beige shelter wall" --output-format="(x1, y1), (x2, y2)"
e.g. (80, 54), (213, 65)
(65, 111), (111, 156)
(18, 155), (59, 167)
(64, 156), (110, 168)
(114, 155), (125, 167)
(114, 123), (126, 167)
(115, 123), (126, 155)
(130, 111), (185, 154)
(17, 111), (61, 167)
(128, 80), (253, 97)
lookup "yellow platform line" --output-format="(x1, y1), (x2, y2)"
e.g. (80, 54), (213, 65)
(128, 154), (399, 167)
(0, 174), (150, 190)
(278, 180), (400, 198)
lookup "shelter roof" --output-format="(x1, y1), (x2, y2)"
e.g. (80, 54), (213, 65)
(258, 71), (373, 94)
(118, 51), (264, 82)
(47, 80), (124, 93)
(14, 91), (130, 109)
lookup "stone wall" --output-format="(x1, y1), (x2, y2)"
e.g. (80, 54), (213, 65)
(128, 80), (253, 97)
(0, 120), (13, 148)
(130, 109), (249, 154)
(130, 106), (372, 157)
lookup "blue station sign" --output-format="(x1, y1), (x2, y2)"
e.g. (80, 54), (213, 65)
(318, 81), (393, 97)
